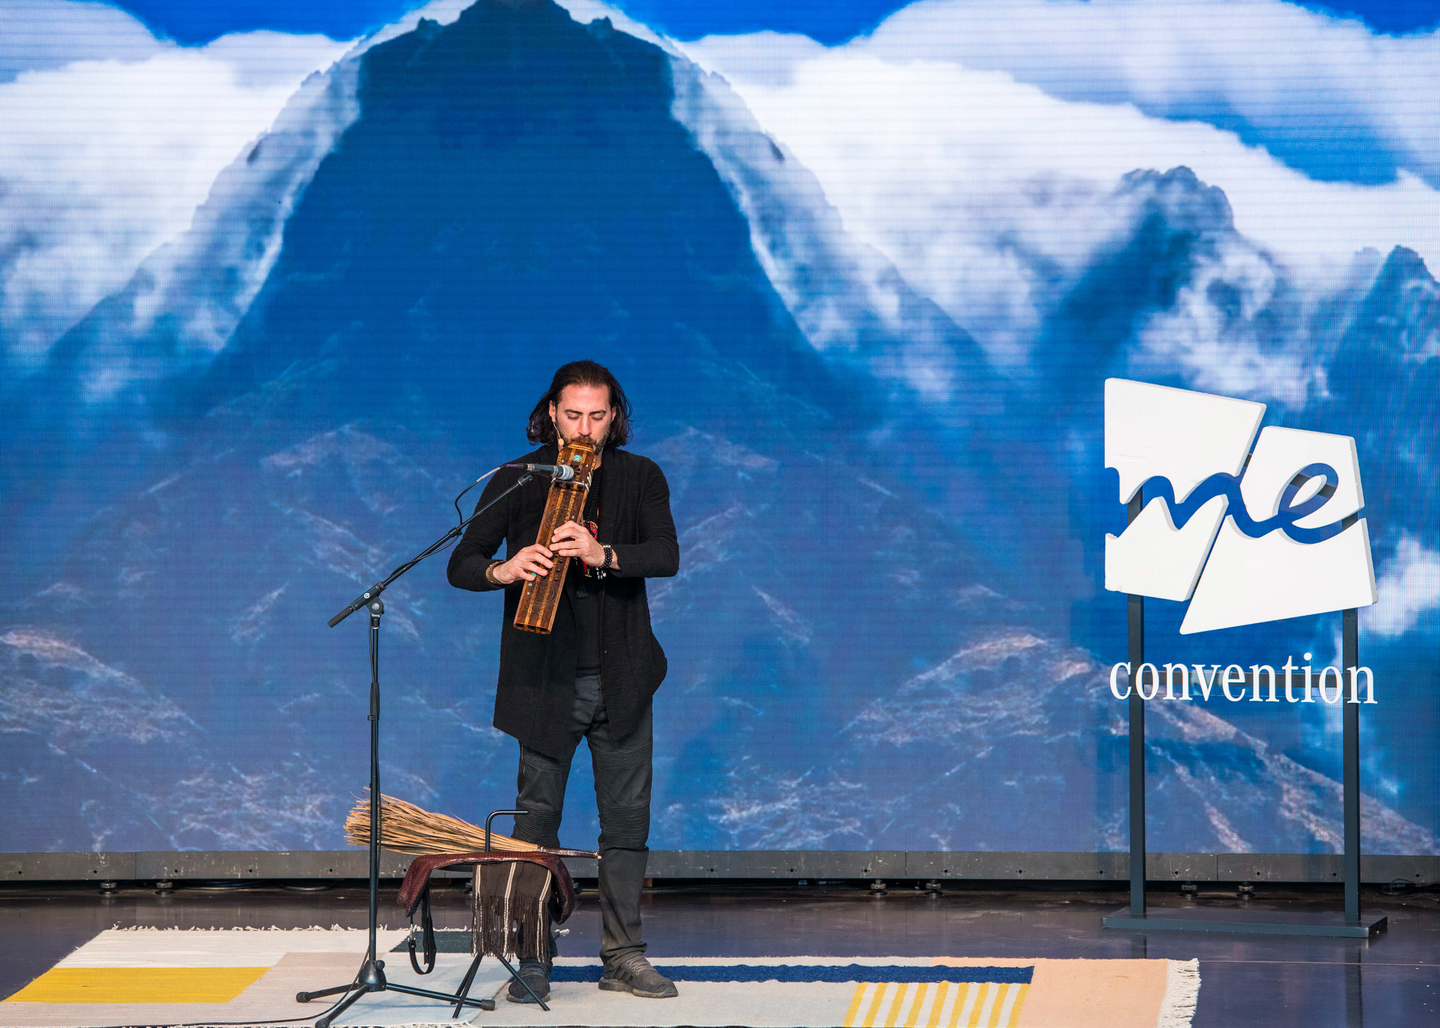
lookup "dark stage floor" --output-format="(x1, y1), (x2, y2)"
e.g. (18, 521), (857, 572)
(1, 879), (1435, 1026)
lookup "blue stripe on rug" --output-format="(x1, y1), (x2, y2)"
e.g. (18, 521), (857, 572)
(550, 964), (1033, 984)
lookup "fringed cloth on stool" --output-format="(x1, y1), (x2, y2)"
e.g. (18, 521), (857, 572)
(476, 858), (565, 960)
(397, 851), (576, 973)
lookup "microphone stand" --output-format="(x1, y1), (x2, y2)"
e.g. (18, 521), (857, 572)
(296, 471), (536, 1028)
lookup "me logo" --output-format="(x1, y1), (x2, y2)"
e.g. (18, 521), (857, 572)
(1103, 379), (1377, 634)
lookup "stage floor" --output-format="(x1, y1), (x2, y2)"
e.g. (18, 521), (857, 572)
(1, 880), (1434, 1026)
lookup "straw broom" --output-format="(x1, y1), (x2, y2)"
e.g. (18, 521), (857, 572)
(345, 792), (598, 859)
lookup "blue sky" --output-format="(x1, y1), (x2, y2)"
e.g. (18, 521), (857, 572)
(111, 0), (1440, 45)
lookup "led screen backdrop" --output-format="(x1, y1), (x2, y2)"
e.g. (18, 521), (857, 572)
(1, 0), (1437, 857)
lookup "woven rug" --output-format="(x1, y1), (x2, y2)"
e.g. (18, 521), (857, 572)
(1, 929), (1199, 1027)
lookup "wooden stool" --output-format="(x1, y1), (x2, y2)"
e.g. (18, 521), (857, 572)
(397, 851), (577, 1014)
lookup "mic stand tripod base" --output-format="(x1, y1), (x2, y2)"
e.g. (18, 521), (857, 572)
(297, 956), (500, 1028)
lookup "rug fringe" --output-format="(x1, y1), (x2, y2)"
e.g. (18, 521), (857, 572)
(1158, 958), (1201, 1028)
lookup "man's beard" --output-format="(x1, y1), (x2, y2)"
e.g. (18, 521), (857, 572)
(555, 422), (607, 450)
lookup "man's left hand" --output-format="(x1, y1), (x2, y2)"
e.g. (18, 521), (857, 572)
(550, 520), (605, 566)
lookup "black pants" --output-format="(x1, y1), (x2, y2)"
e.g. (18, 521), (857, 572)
(511, 674), (652, 968)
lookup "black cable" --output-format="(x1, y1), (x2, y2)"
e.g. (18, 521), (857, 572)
(453, 465), (501, 528)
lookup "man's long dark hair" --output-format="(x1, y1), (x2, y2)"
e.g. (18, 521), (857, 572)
(526, 360), (632, 448)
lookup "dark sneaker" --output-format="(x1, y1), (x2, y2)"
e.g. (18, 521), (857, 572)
(505, 958), (551, 1003)
(599, 956), (678, 999)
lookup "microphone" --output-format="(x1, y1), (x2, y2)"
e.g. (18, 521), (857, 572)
(507, 462), (576, 481)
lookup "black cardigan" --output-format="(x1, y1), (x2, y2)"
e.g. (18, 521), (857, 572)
(447, 444), (679, 758)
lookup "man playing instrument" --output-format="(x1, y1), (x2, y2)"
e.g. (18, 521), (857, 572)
(447, 360), (680, 1003)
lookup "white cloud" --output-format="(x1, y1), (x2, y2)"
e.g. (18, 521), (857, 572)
(197, 30), (357, 89)
(1362, 535), (1440, 638)
(0, 0), (163, 82)
(0, 0), (542, 378)
(67, 57), (364, 401)
(8, 0), (1435, 407)
(1129, 233), (1311, 404)
(0, 5), (350, 370)
(676, 35), (1439, 380)
(671, 60), (999, 419)
(859, 0), (1440, 189)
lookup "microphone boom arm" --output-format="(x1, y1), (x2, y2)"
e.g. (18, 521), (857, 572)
(327, 472), (535, 628)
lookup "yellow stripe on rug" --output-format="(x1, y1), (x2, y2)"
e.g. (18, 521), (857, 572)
(5, 967), (269, 1004)
(844, 981), (1030, 1028)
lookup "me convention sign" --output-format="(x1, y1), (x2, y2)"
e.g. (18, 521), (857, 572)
(1103, 378), (1379, 704)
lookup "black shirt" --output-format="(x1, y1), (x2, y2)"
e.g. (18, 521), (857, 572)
(570, 464), (602, 676)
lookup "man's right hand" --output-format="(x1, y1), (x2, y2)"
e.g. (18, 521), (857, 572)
(494, 543), (555, 585)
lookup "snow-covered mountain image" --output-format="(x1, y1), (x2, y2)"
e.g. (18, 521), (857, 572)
(1, 0), (1436, 856)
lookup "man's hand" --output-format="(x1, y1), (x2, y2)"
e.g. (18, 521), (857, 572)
(550, 520), (605, 566)
(494, 543), (555, 584)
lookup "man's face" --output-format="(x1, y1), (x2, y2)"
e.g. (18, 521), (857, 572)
(549, 383), (614, 448)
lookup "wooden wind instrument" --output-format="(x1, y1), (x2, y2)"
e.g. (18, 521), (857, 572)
(514, 436), (599, 634)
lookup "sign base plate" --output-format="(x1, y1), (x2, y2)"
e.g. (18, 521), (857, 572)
(1103, 905), (1387, 938)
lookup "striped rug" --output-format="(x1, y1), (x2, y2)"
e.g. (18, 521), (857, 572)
(1, 929), (1199, 1027)
(840, 979), (1025, 1025)
(845, 980), (1030, 1027)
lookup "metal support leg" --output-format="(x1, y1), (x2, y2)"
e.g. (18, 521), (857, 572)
(451, 952), (485, 1019)
(493, 953), (549, 1011)
(296, 981), (359, 1003)
(1127, 490), (1146, 917)
(315, 984), (368, 1028)
(1343, 605), (1360, 924)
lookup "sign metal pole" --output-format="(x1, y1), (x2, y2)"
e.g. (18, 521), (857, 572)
(1342, 515), (1361, 924)
(1127, 489), (1146, 917)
